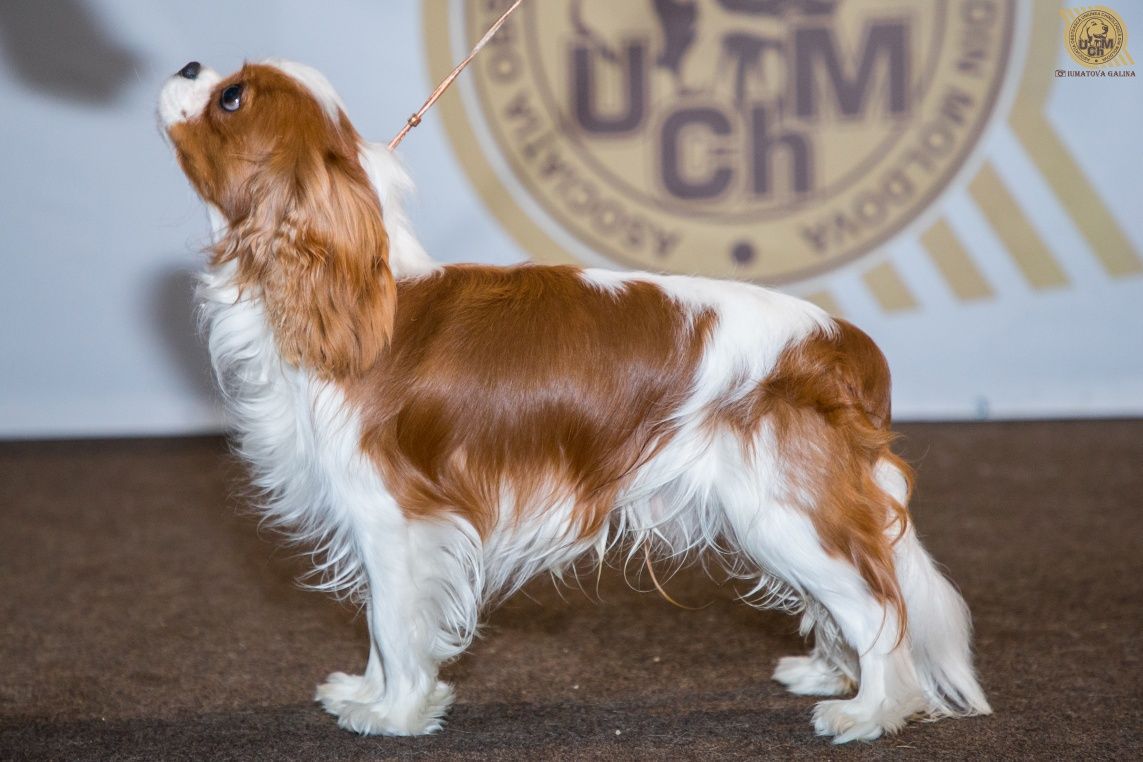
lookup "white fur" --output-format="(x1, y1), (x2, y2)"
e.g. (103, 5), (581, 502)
(158, 64), (220, 127)
(357, 144), (438, 278)
(773, 650), (854, 697)
(199, 261), (462, 734)
(170, 60), (989, 743)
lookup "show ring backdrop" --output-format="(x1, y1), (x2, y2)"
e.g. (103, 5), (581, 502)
(0, 1), (1139, 438)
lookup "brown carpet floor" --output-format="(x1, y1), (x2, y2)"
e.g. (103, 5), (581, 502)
(1, 421), (1141, 760)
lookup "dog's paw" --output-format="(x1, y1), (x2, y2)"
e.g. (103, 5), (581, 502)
(772, 655), (853, 696)
(316, 676), (454, 736)
(315, 671), (373, 714)
(812, 698), (912, 744)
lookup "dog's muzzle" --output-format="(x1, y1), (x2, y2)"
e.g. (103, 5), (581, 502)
(159, 60), (221, 127)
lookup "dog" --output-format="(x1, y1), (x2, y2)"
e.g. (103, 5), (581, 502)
(158, 59), (990, 743)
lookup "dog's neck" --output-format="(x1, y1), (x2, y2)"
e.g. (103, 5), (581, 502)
(357, 142), (437, 280)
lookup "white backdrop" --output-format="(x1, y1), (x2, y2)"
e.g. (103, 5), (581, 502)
(0, 0), (1141, 439)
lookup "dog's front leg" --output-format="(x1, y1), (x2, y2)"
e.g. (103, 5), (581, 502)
(315, 530), (455, 736)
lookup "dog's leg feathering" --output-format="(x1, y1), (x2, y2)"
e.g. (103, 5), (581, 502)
(722, 490), (926, 742)
(877, 460), (992, 719)
(760, 456), (990, 741)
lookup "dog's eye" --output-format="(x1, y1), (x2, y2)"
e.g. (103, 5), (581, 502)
(220, 84), (243, 112)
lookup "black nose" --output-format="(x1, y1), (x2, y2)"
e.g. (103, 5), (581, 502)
(178, 61), (201, 80)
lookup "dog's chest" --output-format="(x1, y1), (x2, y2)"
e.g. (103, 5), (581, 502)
(199, 272), (342, 510)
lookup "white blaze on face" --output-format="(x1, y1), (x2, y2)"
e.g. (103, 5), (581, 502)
(158, 65), (222, 127)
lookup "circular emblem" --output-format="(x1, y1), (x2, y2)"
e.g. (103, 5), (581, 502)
(1063, 7), (1127, 68)
(429, 0), (1017, 284)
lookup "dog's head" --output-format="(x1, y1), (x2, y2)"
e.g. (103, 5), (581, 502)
(159, 61), (396, 379)
(1080, 19), (1110, 46)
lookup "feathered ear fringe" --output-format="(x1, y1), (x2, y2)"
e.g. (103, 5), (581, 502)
(215, 151), (397, 380)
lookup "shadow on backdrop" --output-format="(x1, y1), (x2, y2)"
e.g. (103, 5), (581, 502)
(0, 0), (141, 105)
(149, 266), (220, 408)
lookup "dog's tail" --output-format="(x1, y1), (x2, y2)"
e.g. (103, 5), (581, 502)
(874, 460), (992, 717)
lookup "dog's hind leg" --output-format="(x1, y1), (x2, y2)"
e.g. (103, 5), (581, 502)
(715, 429), (929, 743)
(728, 507), (926, 740)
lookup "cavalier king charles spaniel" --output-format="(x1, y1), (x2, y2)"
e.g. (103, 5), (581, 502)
(159, 59), (989, 743)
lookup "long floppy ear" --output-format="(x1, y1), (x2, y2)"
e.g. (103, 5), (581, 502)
(217, 152), (397, 380)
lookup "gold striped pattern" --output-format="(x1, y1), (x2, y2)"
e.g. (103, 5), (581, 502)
(1009, 6), (1142, 277)
(969, 163), (1069, 289)
(922, 220), (995, 301)
(863, 263), (918, 312)
(1010, 121), (1143, 276)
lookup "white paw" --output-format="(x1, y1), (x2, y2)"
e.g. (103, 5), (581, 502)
(772, 655), (853, 697)
(315, 671), (372, 712)
(812, 698), (913, 744)
(315, 674), (454, 736)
